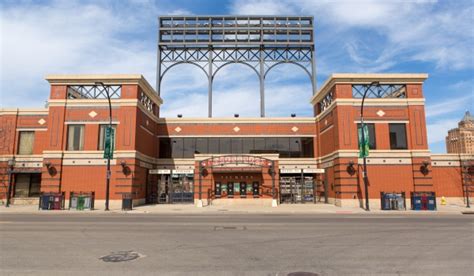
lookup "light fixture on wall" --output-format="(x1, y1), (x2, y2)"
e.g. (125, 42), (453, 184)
(420, 160), (430, 176)
(44, 160), (57, 176)
(347, 160), (356, 176)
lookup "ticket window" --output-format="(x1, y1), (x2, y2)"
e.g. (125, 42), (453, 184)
(252, 182), (260, 197)
(221, 183), (228, 197)
(240, 182), (247, 198)
(228, 182), (234, 197)
(215, 182), (222, 198)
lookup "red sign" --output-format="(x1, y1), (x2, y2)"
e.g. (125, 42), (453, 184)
(201, 155), (273, 168)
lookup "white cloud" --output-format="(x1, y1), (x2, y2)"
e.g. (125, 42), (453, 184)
(0, 1), (190, 107)
(230, 0), (474, 73)
(426, 95), (473, 118)
(426, 118), (458, 144)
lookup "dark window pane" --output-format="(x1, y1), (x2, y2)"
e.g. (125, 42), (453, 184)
(231, 138), (242, 154)
(14, 174), (30, 197)
(357, 123), (376, 150)
(389, 124), (407, 149)
(195, 138), (208, 154)
(183, 138), (195, 158)
(277, 138), (290, 157)
(301, 138), (314, 157)
(253, 138), (265, 154)
(159, 138), (172, 158)
(208, 138), (219, 153)
(171, 138), (184, 158)
(29, 174), (41, 197)
(289, 138), (301, 157)
(242, 138), (254, 154)
(265, 138), (278, 152)
(219, 138), (231, 154)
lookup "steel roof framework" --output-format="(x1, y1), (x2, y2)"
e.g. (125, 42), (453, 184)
(157, 16), (316, 117)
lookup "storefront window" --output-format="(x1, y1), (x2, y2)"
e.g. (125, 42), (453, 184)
(158, 137), (315, 158)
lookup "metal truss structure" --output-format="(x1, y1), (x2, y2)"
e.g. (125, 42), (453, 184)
(157, 16), (316, 117)
(67, 85), (121, 99)
(352, 84), (406, 99)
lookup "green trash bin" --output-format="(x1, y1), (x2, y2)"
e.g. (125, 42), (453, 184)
(77, 195), (85, 210)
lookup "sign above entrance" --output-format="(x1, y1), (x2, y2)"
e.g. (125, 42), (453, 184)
(303, 168), (325, 173)
(280, 168), (325, 174)
(200, 155), (273, 168)
(149, 169), (171, 174)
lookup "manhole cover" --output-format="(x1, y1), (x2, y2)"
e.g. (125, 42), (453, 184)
(99, 251), (145, 263)
(288, 272), (319, 276)
(214, 226), (247, 231)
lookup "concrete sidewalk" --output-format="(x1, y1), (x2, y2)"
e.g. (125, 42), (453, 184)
(0, 202), (472, 215)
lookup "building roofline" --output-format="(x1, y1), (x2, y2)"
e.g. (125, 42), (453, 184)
(0, 108), (49, 116)
(45, 74), (163, 105)
(311, 73), (429, 105)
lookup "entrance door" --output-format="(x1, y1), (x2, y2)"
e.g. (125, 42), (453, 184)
(280, 176), (315, 203)
(158, 174), (194, 204)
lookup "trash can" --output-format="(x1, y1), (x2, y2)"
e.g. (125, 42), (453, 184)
(122, 193), (133, 211)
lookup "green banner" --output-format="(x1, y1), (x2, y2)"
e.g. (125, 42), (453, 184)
(103, 126), (115, 159)
(358, 124), (370, 158)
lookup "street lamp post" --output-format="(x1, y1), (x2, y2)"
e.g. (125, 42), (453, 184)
(95, 82), (112, 211)
(464, 165), (471, 208)
(360, 81), (380, 211)
(5, 159), (16, 207)
(295, 140), (304, 204)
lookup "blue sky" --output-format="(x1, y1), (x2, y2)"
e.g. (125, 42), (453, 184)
(1, 0), (473, 153)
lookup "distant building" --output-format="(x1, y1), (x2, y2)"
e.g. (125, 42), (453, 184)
(446, 111), (474, 154)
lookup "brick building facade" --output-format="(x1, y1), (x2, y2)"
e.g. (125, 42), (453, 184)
(1, 73), (472, 209)
(446, 111), (474, 154)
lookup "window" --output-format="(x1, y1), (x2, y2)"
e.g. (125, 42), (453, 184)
(67, 125), (84, 151)
(231, 138), (242, 154)
(157, 137), (315, 158)
(183, 138), (195, 158)
(159, 138), (172, 158)
(357, 123), (376, 150)
(14, 173), (41, 198)
(171, 138), (184, 158)
(17, 131), (35, 155)
(195, 138), (208, 154)
(98, 125), (116, 150)
(389, 124), (408, 149)
(219, 138), (231, 154)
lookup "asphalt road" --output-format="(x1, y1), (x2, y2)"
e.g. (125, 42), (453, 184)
(0, 213), (473, 276)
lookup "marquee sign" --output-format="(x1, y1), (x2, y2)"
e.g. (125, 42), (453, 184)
(200, 155), (273, 168)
